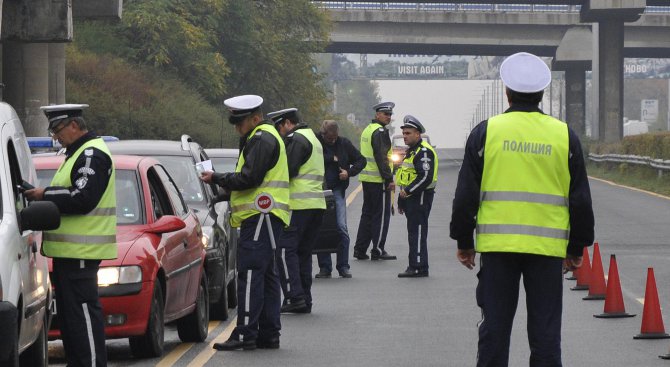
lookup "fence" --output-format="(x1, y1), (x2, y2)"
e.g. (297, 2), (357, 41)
(588, 153), (670, 177)
(314, 2), (670, 13)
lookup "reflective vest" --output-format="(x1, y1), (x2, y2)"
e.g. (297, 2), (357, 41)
(230, 124), (290, 228)
(476, 111), (570, 258)
(43, 138), (117, 260)
(290, 129), (326, 210)
(395, 140), (438, 189)
(359, 122), (391, 183)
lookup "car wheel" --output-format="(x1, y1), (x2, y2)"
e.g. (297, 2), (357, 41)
(0, 327), (18, 367)
(227, 274), (238, 309)
(129, 282), (164, 358)
(210, 276), (229, 321)
(19, 311), (48, 367)
(177, 272), (209, 342)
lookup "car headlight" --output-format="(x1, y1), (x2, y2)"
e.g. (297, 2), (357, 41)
(201, 226), (213, 249)
(98, 266), (142, 287)
(391, 153), (401, 162)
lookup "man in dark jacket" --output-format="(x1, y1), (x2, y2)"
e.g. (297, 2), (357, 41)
(314, 120), (366, 278)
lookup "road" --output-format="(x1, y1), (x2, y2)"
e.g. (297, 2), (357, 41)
(49, 164), (670, 366)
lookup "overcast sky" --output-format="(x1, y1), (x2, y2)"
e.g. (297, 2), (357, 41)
(376, 79), (506, 148)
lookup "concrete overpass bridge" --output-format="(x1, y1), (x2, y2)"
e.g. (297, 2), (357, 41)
(316, 0), (670, 142)
(0, 0), (121, 136)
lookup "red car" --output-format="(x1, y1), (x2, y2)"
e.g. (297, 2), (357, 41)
(34, 154), (209, 358)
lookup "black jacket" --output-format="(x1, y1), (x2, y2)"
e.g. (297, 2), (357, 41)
(212, 121), (281, 191)
(449, 104), (595, 257)
(317, 133), (366, 191)
(43, 132), (113, 215)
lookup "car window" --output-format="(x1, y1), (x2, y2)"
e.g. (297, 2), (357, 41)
(36, 168), (144, 225)
(147, 167), (175, 220)
(210, 157), (238, 173)
(154, 165), (188, 217)
(116, 170), (143, 225)
(7, 141), (27, 220)
(152, 156), (206, 206)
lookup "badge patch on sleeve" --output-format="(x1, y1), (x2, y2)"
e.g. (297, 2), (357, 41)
(75, 176), (89, 189)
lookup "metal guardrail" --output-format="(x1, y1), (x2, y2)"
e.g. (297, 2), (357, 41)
(589, 153), (670, 176)
(314, 2), (670, 13)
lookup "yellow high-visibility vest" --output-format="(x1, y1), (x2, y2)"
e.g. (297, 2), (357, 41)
(359, 122), (390, 183)
(290, 129), (326, 210)
(230, 124), (290, 228)
(395, 140), (438, 189)
(43, 138), (117, 260)
(476, 111), (571, 258)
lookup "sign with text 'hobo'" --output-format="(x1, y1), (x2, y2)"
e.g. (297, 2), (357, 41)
(641, 99), (658, 123)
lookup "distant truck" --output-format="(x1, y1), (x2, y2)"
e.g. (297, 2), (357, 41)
(390, 133), (434, 169)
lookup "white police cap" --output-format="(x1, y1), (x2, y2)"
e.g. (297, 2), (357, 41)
(267, 108), (298, 125)
(373, 101), (395, 113)
(40, 104), (89, 129)
(499, 52), (551, 93)
(224, 95), (263, 117)
(401, 115), (425, 133)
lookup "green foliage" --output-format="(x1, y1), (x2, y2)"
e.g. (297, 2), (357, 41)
(65, 45), (238, 148)
(68, 0), (335, 147)
(587, 162), (670, 197)
(590, 132), (670, 159)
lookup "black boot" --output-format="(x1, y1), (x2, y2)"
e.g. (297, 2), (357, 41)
(213, 337), (257, 351)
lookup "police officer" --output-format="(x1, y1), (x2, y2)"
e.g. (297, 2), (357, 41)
(269, 108), (326, 313)
(25, 104), (116, 367)
(201, 95), (290, 351)
(395, 116), (437, 278)
(353, 102), (397, 261)
(450, 52), (595, 366)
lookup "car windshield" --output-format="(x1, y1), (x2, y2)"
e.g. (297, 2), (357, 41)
(152, 156), (206, 206)
(211, 157), (237, 173)
(35, 169), (143, 225)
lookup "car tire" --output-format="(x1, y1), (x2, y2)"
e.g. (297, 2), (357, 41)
(19, 311), (48, 367)
(177, 272), (209, 342)
(227, 274), (238, 309)
(210, 276), (229, 321)
(0, 327), (18, 367)
(129, 282), (164, 358)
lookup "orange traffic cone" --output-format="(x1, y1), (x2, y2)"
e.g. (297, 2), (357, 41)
(584, 243), (606, 300)
(634, 268), (670, 339)
(594, 255), (635, 318)
(570, 246), (591, 291)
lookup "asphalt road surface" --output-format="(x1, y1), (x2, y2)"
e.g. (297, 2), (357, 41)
(49, 164), (670, 366)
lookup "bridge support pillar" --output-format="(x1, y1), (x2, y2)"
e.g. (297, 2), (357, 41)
(49, 43), (66, 104)
(597, 20), (624, 143)
(2, 42), (49, 136)
(564, 66), (587, 137)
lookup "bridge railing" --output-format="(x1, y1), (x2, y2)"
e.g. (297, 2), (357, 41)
(314, 2), (670, 13)
(589, 153), (670, 177)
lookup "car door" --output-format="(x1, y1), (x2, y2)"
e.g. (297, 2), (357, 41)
(5, 134), (44, 349)
(146, 167), (190, 316)
(153, 165), (202, 307)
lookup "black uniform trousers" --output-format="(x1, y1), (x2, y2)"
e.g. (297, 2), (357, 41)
(404, 190), (434, 272)
(354, 182), (391, 255)
(231, 214), (283, 342)
(51, 258), (107, 367)
(476, 252), (564, 367)
(276, 209), (324, 306)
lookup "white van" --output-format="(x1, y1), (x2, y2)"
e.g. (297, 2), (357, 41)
(0, 102), (60, 366)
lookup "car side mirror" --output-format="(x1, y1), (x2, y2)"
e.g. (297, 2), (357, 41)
(20, 201), (60, 232)
(147, 215), (186, 234)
